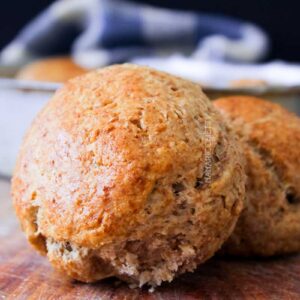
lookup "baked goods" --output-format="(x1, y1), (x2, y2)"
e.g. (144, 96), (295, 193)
(16, 57), (88, 83)
(214, 96), (300, 256)
(12, 64), (245, 287)
(230, 79), (268, 88)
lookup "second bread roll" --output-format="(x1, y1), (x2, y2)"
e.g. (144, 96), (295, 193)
(214, 96), (300, 256)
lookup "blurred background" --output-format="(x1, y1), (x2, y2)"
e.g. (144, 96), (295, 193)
(1, 0), (300, 62)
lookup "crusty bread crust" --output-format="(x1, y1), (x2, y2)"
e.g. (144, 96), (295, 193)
(12, 64), (245, 286)
(16, 57), (88, 83)
(214, 96), (300, 256)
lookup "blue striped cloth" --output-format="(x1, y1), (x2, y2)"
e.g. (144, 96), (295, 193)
(0, 0), (269, 68)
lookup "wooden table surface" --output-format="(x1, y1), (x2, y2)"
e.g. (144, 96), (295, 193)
(1, 179), (300, 300)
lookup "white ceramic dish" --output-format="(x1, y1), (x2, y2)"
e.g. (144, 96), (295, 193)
(0, 79), (61, 177)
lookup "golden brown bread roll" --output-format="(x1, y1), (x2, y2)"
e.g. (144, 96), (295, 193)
(12, 64), (245, 287)
(16, 57), (88, 83)
(229, 79), (268, 88)
(214, 96), (300, 256)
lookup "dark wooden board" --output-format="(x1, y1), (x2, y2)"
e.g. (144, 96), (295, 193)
(1, 180), (300, 300)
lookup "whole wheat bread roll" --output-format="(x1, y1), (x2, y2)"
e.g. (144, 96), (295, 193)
(16, 57), (88, 83)
(214, 96), (300, 256)
(12, 64), (245, 287)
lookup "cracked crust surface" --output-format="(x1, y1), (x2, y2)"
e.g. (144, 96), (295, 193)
(16, 57), (88, 83)
(214, 96), (300, 256)
(12, 64), (245, 286)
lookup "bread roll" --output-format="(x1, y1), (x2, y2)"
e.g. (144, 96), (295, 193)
(12, 64), (245, 286)
(230, 79), (268, 88)
(16, 57), (88, 83)
(214, 96), (300, 256)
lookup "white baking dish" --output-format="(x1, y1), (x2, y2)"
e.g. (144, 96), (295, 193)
(0, 79), (60, 177)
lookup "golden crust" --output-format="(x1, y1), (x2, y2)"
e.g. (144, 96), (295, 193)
(214, 96), (300, 256)
(16, 57), (88, 83)
(229, 79), (268, 88)
(12, 64), (245, 285)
